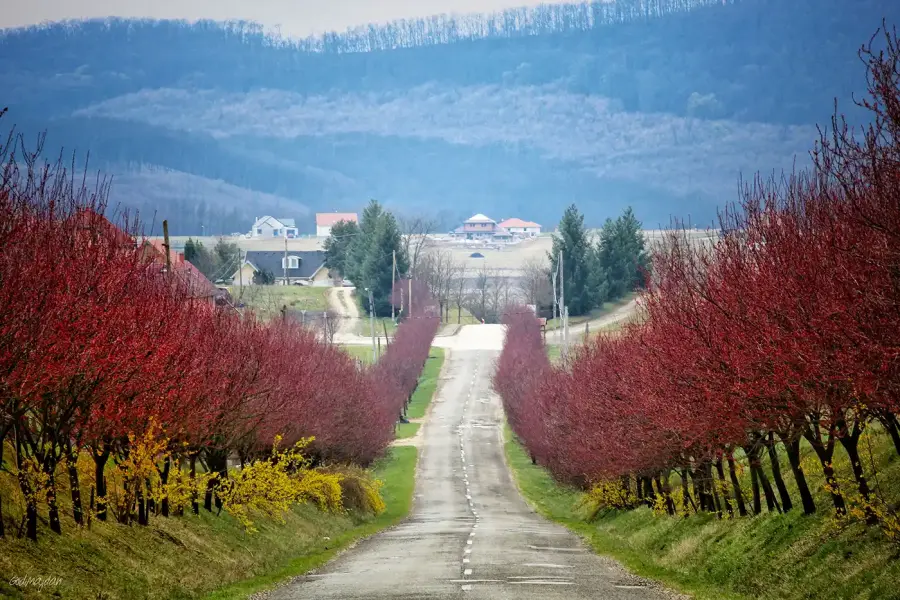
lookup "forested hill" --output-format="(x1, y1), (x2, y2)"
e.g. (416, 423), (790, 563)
(2, 0), (896, 235)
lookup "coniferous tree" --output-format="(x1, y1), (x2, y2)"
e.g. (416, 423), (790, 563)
(597, 207), (649, 300)
(549, 204), (596, 316)
(323, 219), (360, 279)
(360, 212), (409, 316)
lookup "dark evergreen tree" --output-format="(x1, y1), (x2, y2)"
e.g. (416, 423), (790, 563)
(323, 219), (360, 279)
(213, 238), (242, 277)
(549, 204), (596, 316)
(183, 237), (217, 280)
(360, 211), (409, 316)
(597, 207), (649, 300)
(253, 268), (276, 285)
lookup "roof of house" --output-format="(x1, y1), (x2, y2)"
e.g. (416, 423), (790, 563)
(465, 213), (496, 224)
(498, 218), (541, 229)
(316, 213), (359, 227)
(243, 250), (326, 279)
(144, 240), (219, 298)
(252, 216), (297, 229)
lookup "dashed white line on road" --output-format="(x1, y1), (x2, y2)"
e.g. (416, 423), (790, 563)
(509, 581), (575, 585)
(522, 563), (574, 569)
(464, 569), (473, 576)
(527, 545), (586, 552)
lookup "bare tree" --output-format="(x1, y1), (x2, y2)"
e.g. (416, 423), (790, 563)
(487, 272), (514, 323)
(418, 249), (461, 322)
(518, 256), (553, 309)
(451, 265), (468, 324)
(466, 265), (493, 322)
(399, 215), (437, 276)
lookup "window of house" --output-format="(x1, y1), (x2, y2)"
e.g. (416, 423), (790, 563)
(257, 228), (262, 234)
(282, 256), (300, 269)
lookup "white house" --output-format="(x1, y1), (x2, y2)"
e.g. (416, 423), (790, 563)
(250, 216), (298, 239)
(316, 212), (358, 237)
(498, 218), (542, 237)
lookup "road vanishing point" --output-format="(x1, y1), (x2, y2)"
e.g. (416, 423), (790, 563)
(272, 324), (679, 600)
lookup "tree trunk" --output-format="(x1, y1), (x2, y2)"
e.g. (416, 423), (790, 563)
(654, 474), (675, 515)
(93, 445), (111, 521)
(25, 497), (37, 541)
(190, 453), (200, 515)
(748, 452), (762, 515)
(804, 421), (846, 515)
(159, 457), (171, 517)
(714, 459), (734, 517)
(766, 432), (793, 512)
(727, 452), (748, 517)
(0, 493), (4, 538)
(837, 420), (877, 525)
(662, 472), (677, 515)
(781, 434), (816, 515)
(66, 442), (84, 526)
(680, 468), (695, 512)
(745, 443), (780, 513)
(137, 483), (148, 526)
(46, 471), (61, 534)
(877, 411), (900, 456)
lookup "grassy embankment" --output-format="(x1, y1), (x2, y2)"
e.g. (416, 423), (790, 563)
(337, 346), (445, 441)
(504, 424), (900, 600)
(397, 347), (445, 440)
(0, 447), (417, 600)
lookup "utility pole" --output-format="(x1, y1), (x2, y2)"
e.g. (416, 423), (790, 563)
(323, 310), (329, 344)
(283, 236), (288, 286)
(559, 251), (566, 361)
(391, 250), (397, 322)
(408, 278), (413, 319)
(238, 249), (243, 296)
(162, 220), (172, 275)
(368, 288), (376, 363)
(551, 268), (557, 323)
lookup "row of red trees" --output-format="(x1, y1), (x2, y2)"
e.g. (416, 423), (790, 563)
(496, 27), (900, 526)
(0, 125), (439, 541)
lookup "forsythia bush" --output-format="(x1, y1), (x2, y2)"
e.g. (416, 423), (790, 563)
(218, 436), (346, 532)
(579, 480), (637, 520)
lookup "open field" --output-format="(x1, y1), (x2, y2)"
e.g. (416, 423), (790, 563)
(504, 423), (900, 600)
(0, 447), (418, 600)
(228, 285), (329, 320)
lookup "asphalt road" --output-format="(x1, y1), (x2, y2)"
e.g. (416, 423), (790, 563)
(270, 325), (680, 600)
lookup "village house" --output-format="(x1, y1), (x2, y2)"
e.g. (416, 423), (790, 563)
(316, 212), (359, 237)
(249, 216), (299, 239)
(498, 218), (542, 237)
(232, 250), (330, 286)
(141, 239), (223, 305)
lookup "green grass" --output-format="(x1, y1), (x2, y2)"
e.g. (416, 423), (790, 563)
(544, 292), (636, 332)
(405, 348), (445, 420)
(395, 423), (421, 439)
(0, 447), (418, 600)
(228, 285), (329, 320)
(504, 424), (900, 600)
(357, 317), (399, 338)
(546, 345), (561, 364)
(341, 344), (378, 364)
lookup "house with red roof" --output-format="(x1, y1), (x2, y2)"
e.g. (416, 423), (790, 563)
(316, 212), (359, 237)
(142, 239), (221, 305)
(497, 218), (542, 237)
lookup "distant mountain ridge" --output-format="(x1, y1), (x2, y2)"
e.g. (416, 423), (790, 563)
(1, 0), (896, 234)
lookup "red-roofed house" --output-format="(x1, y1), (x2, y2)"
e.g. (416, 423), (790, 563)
(142, 239), (221, 304)
(498, 218), (542, 237)
(316, 212), (359, 237)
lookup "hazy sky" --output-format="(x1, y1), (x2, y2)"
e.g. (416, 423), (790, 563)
(2, 0), (568, 37)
